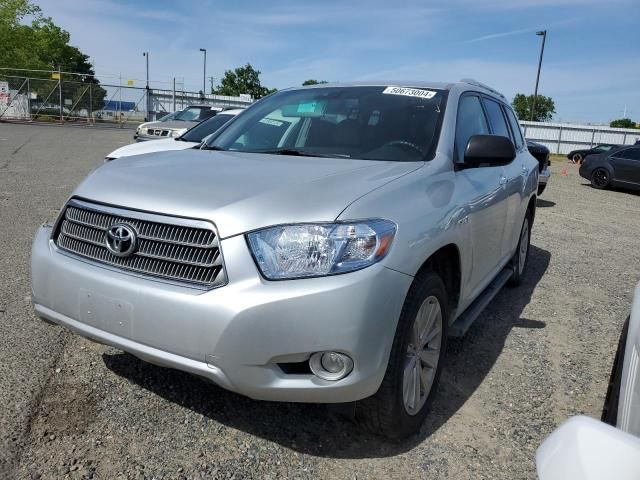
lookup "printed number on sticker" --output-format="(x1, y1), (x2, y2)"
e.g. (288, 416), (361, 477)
(382, 87), (437, 99)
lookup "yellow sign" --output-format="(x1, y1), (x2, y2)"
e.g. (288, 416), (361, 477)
(127, 80), (134, 86)
(51, 72), (60, 80)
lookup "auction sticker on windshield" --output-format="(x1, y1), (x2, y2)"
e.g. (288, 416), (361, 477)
(382, 86), (437, 99)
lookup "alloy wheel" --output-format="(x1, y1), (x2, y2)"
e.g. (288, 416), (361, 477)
(592, 169), (609, 188)
(403, 295), (443, 415)
(519, 219), (529, 275)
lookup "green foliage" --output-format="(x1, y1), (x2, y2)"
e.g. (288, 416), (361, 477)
(512, 93), (556, 122)
(213, 63), (275, 99)
(0, 0), (106, 112)
(302, 79), (328, 86)
(609, 118), (637, 129)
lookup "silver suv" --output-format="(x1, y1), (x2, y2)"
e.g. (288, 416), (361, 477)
(32, 81), (538, 438)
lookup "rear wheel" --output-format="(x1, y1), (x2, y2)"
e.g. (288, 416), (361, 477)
(509, 213), (531, 286)
(591, 168), (610, 189)
(356, 270), (448, 439)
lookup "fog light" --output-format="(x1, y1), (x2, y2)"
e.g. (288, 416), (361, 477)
(309, 351), (353, 381)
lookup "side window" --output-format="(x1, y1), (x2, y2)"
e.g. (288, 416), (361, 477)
(482, 98), (511, 139)
(504, 107), (524, 150)
(455, 95), (489, 163)
(616, 148), (640, 161)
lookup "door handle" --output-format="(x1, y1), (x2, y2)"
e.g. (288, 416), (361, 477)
(499, 176), (507, 185)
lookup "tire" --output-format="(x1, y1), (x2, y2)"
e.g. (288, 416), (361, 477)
(591, 168), (611, 189)
(572, 153), (583, 164)
(537, 184), (547, 196)
(508, 212), (532, 287)
(602, 316), (630, 426)
(356, 269), (448, 439)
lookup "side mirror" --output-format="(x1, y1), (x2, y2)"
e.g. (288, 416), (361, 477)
(464, 135), (516, 167)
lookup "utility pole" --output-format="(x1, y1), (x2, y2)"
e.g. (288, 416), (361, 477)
(530, 30), (547, 122)
(143, 51), (149, 120)
(58, 66), (63, 122)
(209, 76), (215, 95)
(199, 48), (207, 96)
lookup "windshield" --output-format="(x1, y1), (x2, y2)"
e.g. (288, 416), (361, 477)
(157, 111), (178, 122)
(174, 106), (216, 122)
(181, 114), (235, 142)
(205, 86), (446, 161)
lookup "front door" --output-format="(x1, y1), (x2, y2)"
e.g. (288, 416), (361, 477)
(454, 94), (509, 299)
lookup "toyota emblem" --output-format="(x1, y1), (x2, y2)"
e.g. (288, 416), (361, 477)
(105, 223), (137, 257)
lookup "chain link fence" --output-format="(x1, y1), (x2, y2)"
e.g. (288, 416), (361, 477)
(0, 70), (254, 127)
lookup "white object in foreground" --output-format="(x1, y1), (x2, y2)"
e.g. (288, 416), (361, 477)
(536, 416), (640, 480)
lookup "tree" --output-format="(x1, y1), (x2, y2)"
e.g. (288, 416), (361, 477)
(610, 118), (636, 129)
(302, 79), (328, 86)
(213, 63), (275, 99)
(512, 93), (556, 122)
(0, 0), (106, 112)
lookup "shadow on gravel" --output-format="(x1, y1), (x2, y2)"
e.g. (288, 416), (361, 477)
(580, 183), (640, 196)
(103, 244), (551, 459)
(536, 199), (555, 208)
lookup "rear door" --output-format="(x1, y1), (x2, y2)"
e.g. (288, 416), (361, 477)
(454, 93), (509, 298)
(610, 147), (640, 185)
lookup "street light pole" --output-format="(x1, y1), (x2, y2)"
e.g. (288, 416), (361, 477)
(143, 51), (149, 120)
(199, 48), (207, 95)
(531, 30), (547, 122)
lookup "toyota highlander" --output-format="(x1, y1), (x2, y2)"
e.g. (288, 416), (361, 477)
(32, 81), (538, 438)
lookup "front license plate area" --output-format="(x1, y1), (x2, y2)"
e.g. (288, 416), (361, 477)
(78, 289), (134, 338)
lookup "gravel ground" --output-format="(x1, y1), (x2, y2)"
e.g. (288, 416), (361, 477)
(1, 122), (639, 479)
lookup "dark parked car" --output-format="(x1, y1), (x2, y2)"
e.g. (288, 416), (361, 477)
(567, 143), (618, 164)
(579, 145), (640, 190)
(527, 140), (551, 195)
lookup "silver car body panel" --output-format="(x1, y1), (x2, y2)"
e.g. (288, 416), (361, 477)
(32, 81), (538, 402)
(72, 150), (424, 239)
(619, 281), (640, 435)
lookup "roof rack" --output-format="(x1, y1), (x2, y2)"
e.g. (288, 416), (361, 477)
(459, 78), (506, 100)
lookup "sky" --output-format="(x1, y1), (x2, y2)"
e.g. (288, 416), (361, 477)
(35, 0), (640, 124)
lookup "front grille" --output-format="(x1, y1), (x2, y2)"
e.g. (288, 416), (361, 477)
(146, 128), (170, 137)
(54, 199), (226, 289)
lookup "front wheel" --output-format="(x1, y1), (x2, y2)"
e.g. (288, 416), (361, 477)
(509, 213), (531, 286)
(356, 270), (448, 439)
(591, 168), (610, 189)
(572, 153), (583, 164)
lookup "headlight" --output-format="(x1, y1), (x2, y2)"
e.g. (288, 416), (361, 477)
(171, 128), (187, 138)
(247, 219), (396, 280)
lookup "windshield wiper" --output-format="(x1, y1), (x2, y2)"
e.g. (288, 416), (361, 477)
(201, 144), (227, 151)
(249, 148), (350, 158)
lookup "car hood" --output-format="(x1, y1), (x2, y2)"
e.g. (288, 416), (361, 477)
(73, 150), (422, 238)
(142, 120), (199, 130)
(108, 138), (198, 159)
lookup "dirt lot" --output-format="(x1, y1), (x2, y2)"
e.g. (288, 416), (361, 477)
(1, 122), (639, 479)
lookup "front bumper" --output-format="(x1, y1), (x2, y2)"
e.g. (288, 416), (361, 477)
(31, 225), (412, 402)
(539, 166), (550, 185)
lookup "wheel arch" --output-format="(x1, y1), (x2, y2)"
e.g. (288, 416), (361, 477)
(414, 244), (462, 323)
